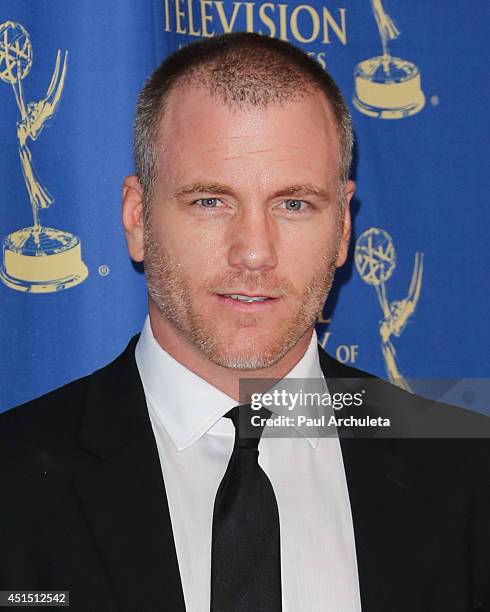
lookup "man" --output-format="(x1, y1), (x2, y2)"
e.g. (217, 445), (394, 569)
(1, 33), (489, 612)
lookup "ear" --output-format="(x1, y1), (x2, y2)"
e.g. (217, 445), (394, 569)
(336, 179), (355, 268)
(122, 175), (145, 262)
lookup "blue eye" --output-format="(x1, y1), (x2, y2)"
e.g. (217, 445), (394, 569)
(197, 198), (220, 207)
(284, 199), (305, 211)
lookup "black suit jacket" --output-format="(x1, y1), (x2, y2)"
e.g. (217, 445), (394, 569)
(1, 335), (489, 611)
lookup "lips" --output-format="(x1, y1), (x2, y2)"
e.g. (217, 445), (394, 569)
(223, 294), (271, 302)
(214, 292), (280, 310)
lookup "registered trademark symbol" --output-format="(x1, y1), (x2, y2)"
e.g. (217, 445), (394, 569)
(98, 264), (110, 276)
(430, 94), (439, 106)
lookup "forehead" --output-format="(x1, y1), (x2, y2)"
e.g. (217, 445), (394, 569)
(156, 83), (341, 188)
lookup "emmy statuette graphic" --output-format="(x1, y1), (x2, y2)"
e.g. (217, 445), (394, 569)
(353, 0), (425, 119)
(355, 227), (423, 392)
(0, 21), (88, 292)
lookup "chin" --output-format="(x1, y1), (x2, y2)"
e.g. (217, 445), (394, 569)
(186, 298), (317, 370)
(207, 350), (283, 371)
(197, 331), (297, 371)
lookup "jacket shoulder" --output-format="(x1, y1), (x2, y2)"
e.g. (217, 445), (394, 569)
(317, 343), (377, 380)
(0, 376), (89, 443)
(318, 344), (490, 464)
(0, 336), (139, 460)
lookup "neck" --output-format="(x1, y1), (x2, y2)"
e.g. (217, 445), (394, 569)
(147, 299), (313, 401)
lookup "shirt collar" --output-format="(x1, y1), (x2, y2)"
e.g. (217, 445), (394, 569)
(135, 316), (324, 451)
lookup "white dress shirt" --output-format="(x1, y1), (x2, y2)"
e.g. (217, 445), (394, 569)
(135, 316), (361, 611)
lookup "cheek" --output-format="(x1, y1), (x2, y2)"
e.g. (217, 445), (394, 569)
(158, 214), (228, 273)
(277, 217), (340, 271)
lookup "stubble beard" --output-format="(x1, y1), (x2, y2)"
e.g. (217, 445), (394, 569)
(144, 223), (340, 370)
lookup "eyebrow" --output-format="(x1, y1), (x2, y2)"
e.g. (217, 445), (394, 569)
(271, 184), (332, 199)
(174, 183), (236, 198)
(173, 182), (332, 200)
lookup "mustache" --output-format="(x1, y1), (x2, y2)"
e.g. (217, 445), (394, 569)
(206, 272), (292, 298)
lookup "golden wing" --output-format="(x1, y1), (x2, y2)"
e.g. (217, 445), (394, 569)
(372, 0), (400, 41)
(28, 50), (68, 141)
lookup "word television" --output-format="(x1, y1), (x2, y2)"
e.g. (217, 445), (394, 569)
(162, 1), (348, 46)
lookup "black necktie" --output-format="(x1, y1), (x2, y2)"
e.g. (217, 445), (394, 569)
(211, 405), (282, 612)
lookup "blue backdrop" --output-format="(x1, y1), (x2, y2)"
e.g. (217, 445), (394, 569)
(1, 0), (489, 412)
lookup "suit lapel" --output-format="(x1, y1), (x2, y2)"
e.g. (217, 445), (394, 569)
(73, 335), (185, 612)
(318, 346), (421, 611)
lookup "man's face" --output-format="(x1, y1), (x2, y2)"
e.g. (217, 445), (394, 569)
(142, 84), (354, 370)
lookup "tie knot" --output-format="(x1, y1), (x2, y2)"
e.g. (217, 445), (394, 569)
(225, 404), (271, 449)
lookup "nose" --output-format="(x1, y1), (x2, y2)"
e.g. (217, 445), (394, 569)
(227, 207), (278, 272)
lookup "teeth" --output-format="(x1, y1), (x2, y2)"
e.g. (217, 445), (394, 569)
(226, 294), (269, 302)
